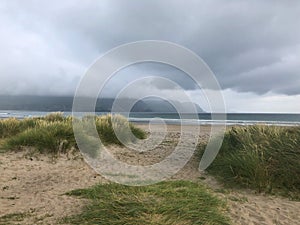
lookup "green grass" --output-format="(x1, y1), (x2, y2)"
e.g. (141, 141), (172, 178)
(0, 117), (38, 138)
(94, 114), (146, 145)
(0, 113), (146, 155)
(4, 121), (76, 153)
(63, 181), (230, 225)
(202, 125), (300, 199)
(0, 212), (30, 224)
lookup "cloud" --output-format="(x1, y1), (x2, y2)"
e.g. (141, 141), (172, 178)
(187, 89), (300, 113)
(0, 0), (299, 101)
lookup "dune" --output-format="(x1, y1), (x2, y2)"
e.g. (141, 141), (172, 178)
(0, 124), (299, 224)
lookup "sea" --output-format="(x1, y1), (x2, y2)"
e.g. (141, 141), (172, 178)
(0, 110), (300, 126)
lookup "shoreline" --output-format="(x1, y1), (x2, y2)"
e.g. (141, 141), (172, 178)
(1, 111), (300, 127)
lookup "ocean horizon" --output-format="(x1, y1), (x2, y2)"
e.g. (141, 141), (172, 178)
(1, 110), (300, 126)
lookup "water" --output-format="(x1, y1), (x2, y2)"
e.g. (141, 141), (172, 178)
(128, 112), (300, 126)
(1, 110), (300, 126)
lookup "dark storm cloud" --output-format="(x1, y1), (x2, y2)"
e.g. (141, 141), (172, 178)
(0, 0), (299, 96)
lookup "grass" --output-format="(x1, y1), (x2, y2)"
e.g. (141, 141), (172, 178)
(0, 113), (146, 155)
(201, 125), (300, 199)
(94, 114), (146, 145)
(63, 180), (230, 225)
(0, 212), (30, 224)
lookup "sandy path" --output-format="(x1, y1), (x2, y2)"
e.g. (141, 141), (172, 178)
(0, 124), (299, 224)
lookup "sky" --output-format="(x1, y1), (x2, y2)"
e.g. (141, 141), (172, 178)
(0, 0), (300, 113)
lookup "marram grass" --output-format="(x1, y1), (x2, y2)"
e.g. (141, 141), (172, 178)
(63, 181), (230, 225)
(202, 125), (300, 199)
(95, 114), (146, 145)
(0, 113), (146, 154)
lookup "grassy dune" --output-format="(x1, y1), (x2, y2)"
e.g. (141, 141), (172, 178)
(2, 116), (299, 223)
(0, 115), (230, 224)
(0, 113), (145, 154)
(203, 125), (300, 199)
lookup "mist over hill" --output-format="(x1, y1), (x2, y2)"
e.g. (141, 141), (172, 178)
(0, 96), (204, 113)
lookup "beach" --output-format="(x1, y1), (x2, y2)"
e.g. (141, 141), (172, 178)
(1, 124), (299, 225)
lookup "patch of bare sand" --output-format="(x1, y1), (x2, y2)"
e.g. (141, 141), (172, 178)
(0, 151), (105, 224)
(226, 191), (300, 225)
(196, 166), (300, 225)
(0, 124), (299, 225)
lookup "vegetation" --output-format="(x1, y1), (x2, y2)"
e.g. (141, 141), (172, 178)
(0, 212), (30, 224)
(94, 114), (146, 145)
(0, 113), (146, 154)
(63, 180), (230, 225)
(202, 125), (300, 199)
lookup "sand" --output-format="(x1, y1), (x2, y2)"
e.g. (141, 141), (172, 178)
(0, 124), (299, 225)
(0, 151), (105, 224)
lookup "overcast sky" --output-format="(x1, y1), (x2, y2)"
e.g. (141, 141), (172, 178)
(0, 0), (300, 112)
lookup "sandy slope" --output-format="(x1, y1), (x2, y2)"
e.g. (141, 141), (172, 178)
(0, 124), (299, 225)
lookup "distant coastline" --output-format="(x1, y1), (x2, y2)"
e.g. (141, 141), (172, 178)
(0, 95), (204, 113)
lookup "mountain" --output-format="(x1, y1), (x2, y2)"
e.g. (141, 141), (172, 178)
(136, 98), (204, 113)
(0, 96), (205, 113)
(0, 96), (73, 111)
